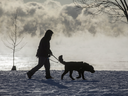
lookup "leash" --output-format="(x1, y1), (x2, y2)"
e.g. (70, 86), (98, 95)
(49, 58), (59, 63)
(51, 54), (59, 62)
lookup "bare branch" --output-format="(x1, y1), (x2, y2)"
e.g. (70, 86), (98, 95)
(120, 0), (127, 11)
(124, 0), (128, 10)
(15, 37), (24, 47)
(2, 39), (13, 50)
(73, 0), (128, 23)
(15, 42), (27, 52)
(8, 32), (15, 44)
(2, 8), (26, 69)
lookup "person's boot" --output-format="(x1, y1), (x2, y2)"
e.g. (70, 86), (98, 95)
(45, 76), (53, 79)
(27, 71), (32, 79)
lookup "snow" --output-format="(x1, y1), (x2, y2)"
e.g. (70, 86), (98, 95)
(0, 70), (128, 96)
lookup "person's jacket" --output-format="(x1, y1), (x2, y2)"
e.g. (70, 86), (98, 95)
(36, 37), (52, 58)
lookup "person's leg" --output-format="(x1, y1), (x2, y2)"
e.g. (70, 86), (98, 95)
(27, 57), (46, 79)
(44, 58), (52, 79)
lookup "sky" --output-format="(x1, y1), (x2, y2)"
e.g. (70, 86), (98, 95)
(0, 0), (128, 70)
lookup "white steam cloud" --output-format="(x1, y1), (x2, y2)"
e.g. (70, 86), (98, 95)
(0, 0), (127, 37)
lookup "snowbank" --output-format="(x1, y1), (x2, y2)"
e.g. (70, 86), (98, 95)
(0, 70), (128, 96)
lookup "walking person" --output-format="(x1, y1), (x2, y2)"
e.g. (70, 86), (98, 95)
(27, 30), (53, 79)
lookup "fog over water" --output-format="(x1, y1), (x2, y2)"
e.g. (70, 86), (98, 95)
(0, 0), (128, 70)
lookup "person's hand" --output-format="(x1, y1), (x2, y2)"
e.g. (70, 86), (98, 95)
(48, 54), (51, 57)
(48, 52), (53, 57)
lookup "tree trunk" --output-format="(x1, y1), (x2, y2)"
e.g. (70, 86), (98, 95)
(11, 14), (17, 71)
(11, 47), (16, 71)
(11, 48), (16, 70)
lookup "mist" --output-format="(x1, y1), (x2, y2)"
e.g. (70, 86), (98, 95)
(0, 0), (128, 70)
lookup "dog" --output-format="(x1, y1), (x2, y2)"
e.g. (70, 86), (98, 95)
(58, 55), (95, 80)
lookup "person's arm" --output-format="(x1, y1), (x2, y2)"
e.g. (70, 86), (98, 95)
(49, 50), (53, 55)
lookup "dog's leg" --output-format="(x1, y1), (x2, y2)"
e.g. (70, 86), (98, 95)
(81, 71), (86, 80)
(69, 70), (75, 80)
(76, 71), (81, 79)
(61, 70), (68, 80)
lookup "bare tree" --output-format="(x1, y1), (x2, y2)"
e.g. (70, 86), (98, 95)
(2, 8), (26, 70)
(73, 0), (128, 23)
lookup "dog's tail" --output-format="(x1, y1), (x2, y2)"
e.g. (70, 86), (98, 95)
(58, 55), (66, 65)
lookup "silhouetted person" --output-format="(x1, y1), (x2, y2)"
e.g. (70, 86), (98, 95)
(27, 30), (53, 79)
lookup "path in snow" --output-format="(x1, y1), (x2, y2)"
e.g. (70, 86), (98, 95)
(0, 70), (128, 96)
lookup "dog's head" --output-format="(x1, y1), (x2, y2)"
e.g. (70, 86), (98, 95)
(58, 55), (64, 62)
(84, 63), (95, 73)
(90, 65), (95, 73)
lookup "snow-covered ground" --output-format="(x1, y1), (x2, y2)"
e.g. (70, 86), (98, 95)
(0, 70), (128, 96)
